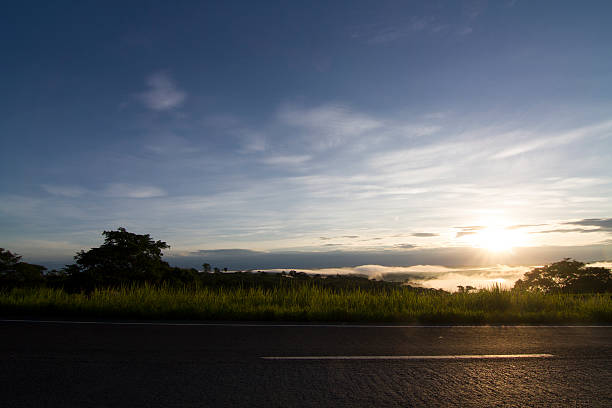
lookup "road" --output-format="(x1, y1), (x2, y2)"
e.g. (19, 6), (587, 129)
(1, 320), (611, 407)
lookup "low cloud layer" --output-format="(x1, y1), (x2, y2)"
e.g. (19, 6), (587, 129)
(241, 261), (612, 292)
(260, 264), (533, 291)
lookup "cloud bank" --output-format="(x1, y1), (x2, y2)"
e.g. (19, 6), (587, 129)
(259, 264), (532, 292)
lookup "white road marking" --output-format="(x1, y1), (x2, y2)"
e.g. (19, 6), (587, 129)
(262, 354), (555, 360)
(0, 319), (611, 328)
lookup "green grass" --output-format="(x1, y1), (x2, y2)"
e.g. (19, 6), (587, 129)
(1, 285), (611, 324)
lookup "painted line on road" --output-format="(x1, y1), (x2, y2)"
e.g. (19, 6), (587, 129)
(1, 319), (611, 328)
(262, 354), (555, 360)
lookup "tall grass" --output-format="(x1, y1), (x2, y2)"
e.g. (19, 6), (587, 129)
(1, 285), (611, 323)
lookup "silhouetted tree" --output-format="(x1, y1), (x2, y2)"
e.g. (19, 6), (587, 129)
(0, 248), (21, 272)
(513, 258), (612, 293)
(0, 248), (46, 286)
(457, 285), (476, 293)
(202, 263), (211, 273)
(68, 227), (170, 286)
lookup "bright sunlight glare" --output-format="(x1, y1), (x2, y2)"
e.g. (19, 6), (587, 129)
(474, 227), (523, 252)
(460, 221), (529, 253)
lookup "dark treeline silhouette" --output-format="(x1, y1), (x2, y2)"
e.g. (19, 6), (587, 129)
(2, 228), (611, 294)
(0, 228), (437, 293)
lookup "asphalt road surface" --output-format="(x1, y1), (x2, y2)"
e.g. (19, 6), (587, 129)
(1, 320), (611, 407)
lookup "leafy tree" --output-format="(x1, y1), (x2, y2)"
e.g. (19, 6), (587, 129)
(69, 227), (170, 286)
(202, 263), (211, 273)
(513, 258), (612, 293)
(457, 285), (476, 293)
(0, 248), (21, 272)
(0, 248), (46, 286)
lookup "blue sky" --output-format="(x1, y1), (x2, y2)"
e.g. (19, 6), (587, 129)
(1, 0), (611, 272)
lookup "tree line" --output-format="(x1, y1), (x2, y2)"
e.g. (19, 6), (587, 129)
(1, 228), (611, 293)
(0, 228), (427, 293)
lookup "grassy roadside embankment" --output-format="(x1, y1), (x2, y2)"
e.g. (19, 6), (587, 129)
(2, 285), (611, 324)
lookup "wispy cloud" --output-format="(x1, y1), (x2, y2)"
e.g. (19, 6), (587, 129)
(532, 228), (599, 234)
(42, 183), (167, 199)
(564, 218), (612, 232)
(463, 0), (487, 20)
(454, 226), (485, 238)
(144, 133), (200, 155)
(349, 15), (448, 45)
(103, 183), (167, 199)
(456, 231), (478, 238)
(506, 224), (547, 230)
(395, 243), (417, 249)
(239, 130), (267, 153)
(189, 249), (265, 258)
(545, 177), (611, 190)
(261, 154), (311, 165)
(526, 219), (612, 236)
(278, 104), (381, 150)
(367, 141), (473, 172)
(491, 120), (612, 159)
(412, 233), (439, 237)
(42, 184), (87, 198)
(139, 72), (186, 111)
(365, 17), (432, 44)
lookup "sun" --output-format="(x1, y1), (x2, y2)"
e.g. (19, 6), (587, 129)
(459, 221), (528, 252)
(475, 227), (519, 252)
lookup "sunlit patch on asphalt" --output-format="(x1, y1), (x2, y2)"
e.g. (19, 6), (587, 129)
(262, 354), (554, 360)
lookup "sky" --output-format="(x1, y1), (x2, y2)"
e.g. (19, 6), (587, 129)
(1, 1), (611, 282)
